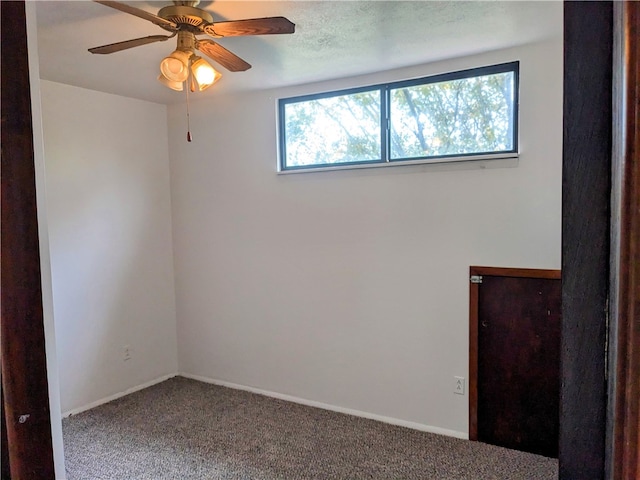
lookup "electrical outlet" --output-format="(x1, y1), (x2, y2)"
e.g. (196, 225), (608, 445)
(122, 345), (131, 361)
(454, 376), (465, 395)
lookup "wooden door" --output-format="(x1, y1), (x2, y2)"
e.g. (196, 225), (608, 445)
(469, 266), (561, 458)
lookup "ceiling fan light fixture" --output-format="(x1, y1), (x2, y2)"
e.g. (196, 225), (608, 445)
(157, 73), (184, 91)
(190, 56), (221, 91)
(160, 49), (191, 82)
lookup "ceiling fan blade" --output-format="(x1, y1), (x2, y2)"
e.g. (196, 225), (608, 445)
(203, 17), (295, 37)
(89, 34), (173, 54)
(93, 1), (178, 31)
(196, 39), (251, 72)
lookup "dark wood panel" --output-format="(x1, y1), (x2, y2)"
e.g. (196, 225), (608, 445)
(561, 1), (612, 478)
(476, 275), (561, 458)
(1, 1), (56, 478)
(609, 2), (640, 479)
(469, 267), (562, 445)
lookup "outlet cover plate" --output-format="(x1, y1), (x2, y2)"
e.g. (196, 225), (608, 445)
(454, 376), (465, 395)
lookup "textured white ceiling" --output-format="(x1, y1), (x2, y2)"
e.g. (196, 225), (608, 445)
(35, 1), (562, 105)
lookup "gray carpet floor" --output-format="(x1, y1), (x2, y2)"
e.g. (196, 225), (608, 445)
(62, 376), (558, 479)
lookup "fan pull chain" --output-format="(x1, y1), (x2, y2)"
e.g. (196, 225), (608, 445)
(185, 75), (192, 142)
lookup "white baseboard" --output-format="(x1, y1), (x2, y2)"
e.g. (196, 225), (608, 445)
(179, 372), (468, 440)
(62, 373), (178, 418)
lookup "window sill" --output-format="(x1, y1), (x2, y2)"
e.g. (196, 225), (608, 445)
(277, 152), (520, 175)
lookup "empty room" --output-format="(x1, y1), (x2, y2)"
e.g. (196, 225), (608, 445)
(4, 1), (633, 479)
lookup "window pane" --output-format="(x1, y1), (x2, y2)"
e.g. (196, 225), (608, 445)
(282, 90), (381, 168)
(389, 71), (515, 160)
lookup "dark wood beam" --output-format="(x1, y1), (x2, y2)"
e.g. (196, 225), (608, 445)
(608, 2), (640, 479)
(1, 1), (56, 478)
(561, 1), (612, 478)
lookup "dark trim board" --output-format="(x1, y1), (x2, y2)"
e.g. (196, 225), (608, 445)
(561, 2), (612, 478)
(470, 266), (561, 280)
(608, 2), (640, 479)
(469, 271), (479, 441)
(1, 1), (56, 478)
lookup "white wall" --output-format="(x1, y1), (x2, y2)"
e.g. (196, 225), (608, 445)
(26, 4), (66, 476)
(168, 38), (563, 436)
(40, 81), (178, 414)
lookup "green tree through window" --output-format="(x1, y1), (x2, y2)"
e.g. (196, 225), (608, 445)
(284, 91), (381, 166)
(390, 71), (514, 159)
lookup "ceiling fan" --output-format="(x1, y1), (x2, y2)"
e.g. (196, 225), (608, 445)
(89, 0), (295, 92)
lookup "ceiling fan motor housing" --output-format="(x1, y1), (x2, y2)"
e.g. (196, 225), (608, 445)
(158, 5), (213, 32)
(175, 31), (197, 53)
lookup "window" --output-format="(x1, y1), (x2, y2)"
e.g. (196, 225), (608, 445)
(278, 62), (519, 172)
